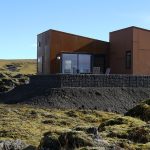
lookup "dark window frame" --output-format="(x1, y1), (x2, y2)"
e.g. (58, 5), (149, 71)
(126, 51), (131, 69)
(38, 41), (41, 47)
(61, 52), (92, 74)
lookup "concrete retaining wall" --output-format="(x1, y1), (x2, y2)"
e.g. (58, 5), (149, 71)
(29, 74), (150, 88)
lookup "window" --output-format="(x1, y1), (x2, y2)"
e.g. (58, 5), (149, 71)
(38, 41), (41, 47)
(62, 53), (91, 74)
(62, 54), (78, 74)
(78, 54), (91, 73)
(126, 51), (131, 69)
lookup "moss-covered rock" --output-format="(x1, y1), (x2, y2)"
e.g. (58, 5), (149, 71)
(0, 73), (29, 93)
(126, 99), (150, 121)
(39, 131), (93, 150)
(128, 125), (150, 143)
(38, 132), (61, 150)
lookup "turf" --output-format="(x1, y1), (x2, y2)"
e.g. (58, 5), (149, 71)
(0, 59), (36, 75)
(0, 104), (149, 149)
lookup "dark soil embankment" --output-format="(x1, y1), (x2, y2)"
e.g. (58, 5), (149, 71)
(1, 84), (150, 113)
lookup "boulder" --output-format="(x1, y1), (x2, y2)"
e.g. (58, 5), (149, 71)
(38, 130), (123, 150)
(125, 99), (150, 122)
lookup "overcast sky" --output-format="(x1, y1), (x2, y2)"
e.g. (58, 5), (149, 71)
(0, 0), (150, 59)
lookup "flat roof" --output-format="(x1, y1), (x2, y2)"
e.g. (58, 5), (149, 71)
(110, 26), (150, 33)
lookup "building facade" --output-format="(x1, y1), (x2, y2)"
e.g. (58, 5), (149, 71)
(37, 26), (150, 75)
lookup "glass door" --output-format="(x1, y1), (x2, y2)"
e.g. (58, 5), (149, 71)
(78, 54), (91, 73)
(62, 53), (91, 74)
(62, 54), (78, 74)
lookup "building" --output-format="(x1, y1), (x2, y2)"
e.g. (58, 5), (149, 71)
(37, 26), (150, 75)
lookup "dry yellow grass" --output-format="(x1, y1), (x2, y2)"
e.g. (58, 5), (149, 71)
(0, 104), (118, 146)
(0, 104), (149, 150)
(0, 59), (36, 75)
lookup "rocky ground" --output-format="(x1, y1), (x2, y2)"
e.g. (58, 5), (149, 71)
(1, 84), (150, 114)
(0, 100), (149, 150)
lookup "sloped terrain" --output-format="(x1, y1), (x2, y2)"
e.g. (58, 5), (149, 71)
(1, 85), (150, 114)
(0, 104), (150, 150)
(0, 59), (150, 149)
(0, 73), (29, 93)
(0, 59), (36, 75)
(1, 60), (150, 114)
(126, 99), (150, 122)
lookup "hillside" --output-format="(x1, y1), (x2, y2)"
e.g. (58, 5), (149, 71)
(0, 59), (36, 75)
(0, 59), (150, 149)
(0, 104), (150, 150)
(0, 59), (36, 93)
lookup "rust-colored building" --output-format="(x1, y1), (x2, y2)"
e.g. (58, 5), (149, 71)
(37, 26), (150, 75)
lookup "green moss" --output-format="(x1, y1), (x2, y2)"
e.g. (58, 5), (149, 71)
(126, 99), (150, 121)
(0, 103), (149, 149)
(0, 104), (114, 146)
(128, 125), (150, 143)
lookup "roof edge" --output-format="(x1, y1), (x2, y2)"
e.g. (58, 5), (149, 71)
(38, 29), (109, 43)
(110, 26), (150, 33)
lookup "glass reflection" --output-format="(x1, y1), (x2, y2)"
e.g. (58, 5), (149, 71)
(62, 54), (77, 74)
(79, 54), (91, 73)
(62, 53), (91, 74)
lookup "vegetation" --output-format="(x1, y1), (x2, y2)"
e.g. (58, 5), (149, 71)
(0, 73), (29, 93)
(0, 59), (36, 75)
(126, 99), (150, 122)
(0, 59), (150, 149)
(0, 104), (149, 149)
(0, 59), (36, 93)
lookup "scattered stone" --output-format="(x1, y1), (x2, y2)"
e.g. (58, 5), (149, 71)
(86, 127), (98, 135)
(0, 140), (34, 150)
(38, 129), (124, 150)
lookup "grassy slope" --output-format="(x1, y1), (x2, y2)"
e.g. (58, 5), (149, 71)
(0, 104), (149, 149)
(0, 60), (150, 149)
(0, 59), (36, 75)
(0, 104), (116, 146)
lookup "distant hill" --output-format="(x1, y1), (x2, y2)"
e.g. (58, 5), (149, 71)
(0, 59), (37, 75)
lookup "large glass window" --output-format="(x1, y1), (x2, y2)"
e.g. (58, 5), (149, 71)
(78, 54), (91, 73)
(62, 53), (91, 74)
(62, 54), (77, 74)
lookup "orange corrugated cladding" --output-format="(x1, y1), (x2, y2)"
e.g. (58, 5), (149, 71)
(37, 26), (150, 75)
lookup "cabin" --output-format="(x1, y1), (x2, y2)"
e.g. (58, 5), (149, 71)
(37, 26), (150, 75)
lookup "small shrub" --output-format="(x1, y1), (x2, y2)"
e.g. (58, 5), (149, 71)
(128, 126), (150, 143)
(65, 110), (78, 118)
(126, 99), (150, 122)
(98, 117), (125, 132)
